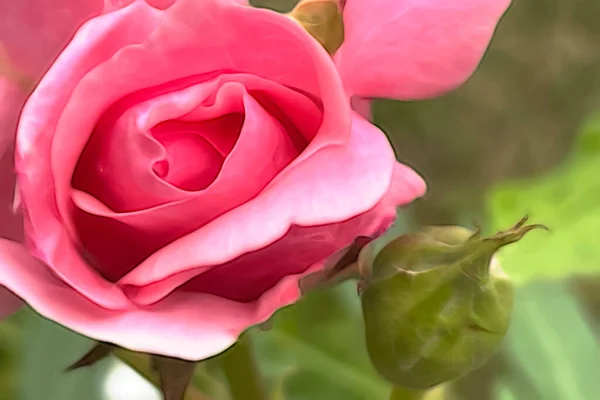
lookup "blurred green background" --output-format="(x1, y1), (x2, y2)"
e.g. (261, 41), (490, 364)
(3, 0), (600, 399)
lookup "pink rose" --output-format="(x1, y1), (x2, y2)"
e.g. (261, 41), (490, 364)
(0, 0), (508, 360)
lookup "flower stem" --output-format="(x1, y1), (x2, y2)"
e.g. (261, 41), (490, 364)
(112, 349), (210, 400)
(218, 334), (268, 400)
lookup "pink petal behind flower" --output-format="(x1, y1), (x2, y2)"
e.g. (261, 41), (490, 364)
(0, 77), (26, 244)
(0, 0), (101, 79)
(336, 0), (511, 100)
(350, 96), (372, 120)
(0, 286), (22, 318)
(103, 0), (177, 12)
(103, 0), (248, 13)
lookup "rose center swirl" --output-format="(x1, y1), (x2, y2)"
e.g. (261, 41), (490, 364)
(68, 73), (323, 284)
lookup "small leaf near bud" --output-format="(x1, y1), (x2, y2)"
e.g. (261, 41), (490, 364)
(360, 217), (546, 389)
(288, 0), (344, 54)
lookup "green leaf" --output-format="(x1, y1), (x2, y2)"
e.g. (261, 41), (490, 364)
(486, 115), (600, 283)
(254, 282), (390, 400)
(18, 309), (108, 400)
(502, 281), (600, 400)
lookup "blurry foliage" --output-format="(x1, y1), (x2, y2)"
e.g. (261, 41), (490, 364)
(480, 116), (600, 399)
(502, 282), (600, 400)
(0, 309), (108, 400)
(487, 116), (600, 283)
(254, 282), (390, 400)
(18, 309), (107, 400)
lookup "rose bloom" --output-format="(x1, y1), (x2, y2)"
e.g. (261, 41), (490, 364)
(0, 0), (509, 360)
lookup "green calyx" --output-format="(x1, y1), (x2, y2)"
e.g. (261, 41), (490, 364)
(288, 0), (344, 54)
(360, 217), (546, 389)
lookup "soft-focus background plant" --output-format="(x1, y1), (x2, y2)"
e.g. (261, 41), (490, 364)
(3, 0), (600, 398)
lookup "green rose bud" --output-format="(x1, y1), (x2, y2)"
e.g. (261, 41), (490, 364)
(360, 217), (546, 389)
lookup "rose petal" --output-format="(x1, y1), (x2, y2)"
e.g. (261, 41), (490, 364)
(103, 0), (178, 13)
(72, 85), (299, 281)
(72, 78), (244, 212)
(71, 74), (312, 212)
(16, 2), (163, 309)
(0, 237), (320, 360)
(0, 0), (101, 79)
(121, 113), (425, 288)
(50, 0), (348, 229)
(350, 96), (372, 120)
(103, 0), (246, 13)
(70, 74), (319, 227)
(124, 202), (394, 305)
(385, 161), (427, 207)
(336, 0), (511, 100)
